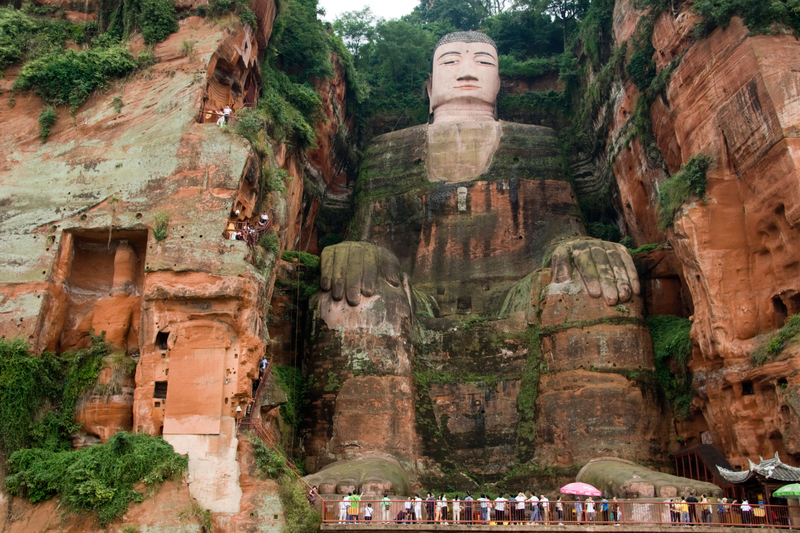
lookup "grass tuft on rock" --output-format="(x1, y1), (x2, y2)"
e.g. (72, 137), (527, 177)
(657, 154), (713, 229)
(752, 313), (800, 365)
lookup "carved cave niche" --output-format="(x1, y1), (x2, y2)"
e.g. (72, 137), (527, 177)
(54, 229), (148, 354)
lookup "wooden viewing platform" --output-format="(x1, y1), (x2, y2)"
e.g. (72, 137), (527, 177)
(322, 524), (791, 533)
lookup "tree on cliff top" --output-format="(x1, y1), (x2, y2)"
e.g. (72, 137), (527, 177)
(523, 0), (590, 51)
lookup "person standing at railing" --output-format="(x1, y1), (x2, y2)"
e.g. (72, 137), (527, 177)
(556, 498), (564, 525)
(514, 492), (525, 523)
(307, 486), (318, 508)
(700, 495), (712, 523)
(381, 494), (391, 522)
(479, 494), (490, 524)
(529, 493), (540, 524)
(464, 492), (474, 523)
(717, 497), (727, 524)
(670, 499), (680, 525)
(680, 498), (690, 524)
(339, 495), (348, 524)
(405, 496), (414, 523)
(414, 494), (423, 523)
(364, 504), (373, 521)
(440, 494), (449, 523)
(600, 497), (608, 523)
(494, 494), (508, 523)
(686, 493), (699, 523)
(741, 499), (752, 525)
(575, 498), (583, 524)
(586, 497), (596, 522)
(346, 492), (361, 522)
(541, 495), (550, 525)
(453, 495), (461, 523)
(426, 492), (436, 523)
(612, 497), (621, 525)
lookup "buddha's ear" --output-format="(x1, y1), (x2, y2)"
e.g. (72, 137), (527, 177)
(426, 75), (433, 115)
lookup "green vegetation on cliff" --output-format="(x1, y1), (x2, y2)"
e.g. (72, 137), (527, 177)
(752, 313), (800, 365)
(0, 337), (186, 526)
(274, 365), (310, 428)
(1, 1), (176, 141)
(251, 435), (320, 533)
(0, 336), (110, 455)
(657, 154), (712, 229)
(646, 315), (693, 419)
(6, 432), (187, 525)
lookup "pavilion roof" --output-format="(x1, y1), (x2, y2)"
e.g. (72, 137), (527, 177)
(718, 452), (800, 484)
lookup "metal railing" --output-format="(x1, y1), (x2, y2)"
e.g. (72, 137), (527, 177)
(318, 499), (796, 527)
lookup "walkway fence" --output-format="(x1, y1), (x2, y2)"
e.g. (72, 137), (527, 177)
(319, 499), (796, 528)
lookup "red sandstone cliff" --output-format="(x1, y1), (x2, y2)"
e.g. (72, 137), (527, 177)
(607, 0), (800, 468)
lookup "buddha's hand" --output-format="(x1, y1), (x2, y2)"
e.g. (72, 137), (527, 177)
(550, 238), (641, 306)
(320, 242), (404, 307)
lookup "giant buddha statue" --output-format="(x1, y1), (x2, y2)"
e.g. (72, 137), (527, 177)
(303, 32), (662, 495)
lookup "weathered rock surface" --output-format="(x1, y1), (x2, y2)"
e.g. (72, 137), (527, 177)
(605, 0), (800, 468)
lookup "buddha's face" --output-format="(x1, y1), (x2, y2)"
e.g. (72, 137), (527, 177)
(429, 40), (500, 121)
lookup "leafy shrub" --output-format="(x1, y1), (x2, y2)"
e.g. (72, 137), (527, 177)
(273, 366), (308, 428)
(657, 154), (713, 229)
(138, 0), (177, 44)
(279, 474), (321, 533)
(318, 233), (343, 249)
(647, 315), (693, 419)
(692, 0), (800, 35)
(752, 313), (800, 365)
(101, 0), (178, 44)
(38, 106), (57, 141)
(258, 231), (279, 255)
(14, 46), (135, 110)
(251, 434), (290, 478)
(586, 221), (621, 242)
(498, 55), (559, 78)
(0, 7), (77, 70)
(0, 336), (111, 456)
(152, 211), (170, 241)
(629, 243), (660, 255)
(627, 41), (656, 91)
(112, 95), (124, 113)
(6, 432), (188, 525)
(281, 251), (320, 269)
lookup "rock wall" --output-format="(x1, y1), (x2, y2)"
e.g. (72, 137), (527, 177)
(605, 0), (800, 467)
(0, 0), (353, 524)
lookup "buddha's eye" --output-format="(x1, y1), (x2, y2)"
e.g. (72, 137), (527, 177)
(443, 60), (457, 65)
(477, 60), (494, 66)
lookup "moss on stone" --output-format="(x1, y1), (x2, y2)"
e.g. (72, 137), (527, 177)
(516, 324), (543, 461)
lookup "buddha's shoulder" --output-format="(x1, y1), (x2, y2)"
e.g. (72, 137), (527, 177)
(498, 120), (558, 141)
(366, 124), (429, 152)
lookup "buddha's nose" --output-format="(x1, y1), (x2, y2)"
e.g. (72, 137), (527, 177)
(457, 59), (478, 81)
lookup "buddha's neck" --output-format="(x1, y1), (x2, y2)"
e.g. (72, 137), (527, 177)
(432, 102), (496, 123)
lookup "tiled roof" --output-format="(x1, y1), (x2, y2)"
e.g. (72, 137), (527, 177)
(718, 453), (800, 484)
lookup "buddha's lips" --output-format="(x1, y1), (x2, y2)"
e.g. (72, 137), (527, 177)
(455, 84), (480, 89)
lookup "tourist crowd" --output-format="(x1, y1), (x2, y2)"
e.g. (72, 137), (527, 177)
(321, 492), (790, 527)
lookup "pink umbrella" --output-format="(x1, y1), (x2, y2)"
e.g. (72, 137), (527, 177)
(560, 482), (602, 497)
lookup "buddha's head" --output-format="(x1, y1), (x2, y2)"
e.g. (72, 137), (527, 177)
(428, 31), (500, 123)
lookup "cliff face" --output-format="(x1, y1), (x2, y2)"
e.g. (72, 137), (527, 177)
(607, 0), (800, 467)
(0, 0), (354, 526)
